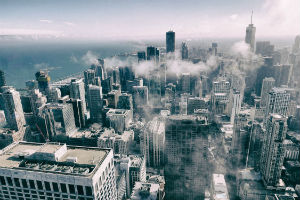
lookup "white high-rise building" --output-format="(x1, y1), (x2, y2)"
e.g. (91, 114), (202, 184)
(88, 85), (103, 123)
(260, 114), (287, 188)
(140, 117), (165, 167)
(0, 142), (117, 200)
(260, 77), (275, 107)
(70, 79), (86, 113)
(229, 90), (242, 124)
(1, 86), (26, 131)
(264, 88), (290, 124)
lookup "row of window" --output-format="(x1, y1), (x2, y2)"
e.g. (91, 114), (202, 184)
(0, 176), (93, 196)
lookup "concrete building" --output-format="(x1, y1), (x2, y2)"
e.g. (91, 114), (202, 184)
(265, 88), (290, 123)
(187, 97), (207, 115)
(88, 84), (103, 123)
(98, 129), (134, 155)
(211, 174), (229, 200)
(164, 115), (210, 200)
(70, 78), (86, 113)
(260, 77), (275, 107)
(260, 114), (287, 188)
(117, 93), (133, 110)
(47, 87), (61, 103)
(229, 90), (242, 124)
(166, 31), (175, 53)
(130, 182), (161, 200)
(1, 86), (26, 131)
(256, 41), (274, 56)
(106, 109), (133, 133)
(0, 142), (117, 200)
(132, 86), (148, 109)
(45, 103), (76, 137)
(67, 99), (86, 128)
(107, 90), (121, 109)
(140, 117), (165, 168)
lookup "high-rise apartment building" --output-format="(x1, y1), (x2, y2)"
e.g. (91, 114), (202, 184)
(166, 31), (175, 53)
(0, 142), (117, 200)
(260, 77), (275, 107)
(1, 86), (26, 131)
(70, 78), (86, 113)
(88, 85), (103, 123)
(45, 103), (76, 137)
(260, 114), (287, 188)
(265, 88), (290, 123)
(140, 117), (165, 168)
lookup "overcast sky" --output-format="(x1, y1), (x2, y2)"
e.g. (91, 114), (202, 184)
(0, 0), (299, 40)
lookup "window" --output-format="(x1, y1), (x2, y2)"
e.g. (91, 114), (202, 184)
(29, 180), (35, 189)
(0, 176), (6, 185)
(37, 181), (43, 190)
(21, 179), (28, 188)
(77, 185), (84, 195)
(69, 184), (75, 194)
(6, 177), (13, 186)
(44, 181), (51, 191)
(52, 182), (59, 192)
(13, 178), (20, 187)
(85, 186), (92, 196)
(60, 183), (67, 193)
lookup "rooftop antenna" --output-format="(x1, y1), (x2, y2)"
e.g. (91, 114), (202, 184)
(251, 10), (253, 24)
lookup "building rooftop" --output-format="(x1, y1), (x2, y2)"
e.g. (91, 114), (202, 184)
(0, 142), (109, 177)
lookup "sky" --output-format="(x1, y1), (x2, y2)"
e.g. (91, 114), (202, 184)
(0, 0), (299, 40)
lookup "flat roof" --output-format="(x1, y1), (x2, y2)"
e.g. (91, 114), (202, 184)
(0, 142), (109, 176)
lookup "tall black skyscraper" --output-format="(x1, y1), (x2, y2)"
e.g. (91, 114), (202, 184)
(166, 31), (175, 53)
(146, 46), (160, 63)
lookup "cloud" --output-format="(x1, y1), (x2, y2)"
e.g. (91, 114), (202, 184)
(70, 55), (79, 63)
(230, 14), (238, 20)
(81, 51), (99, 65)
(39, 19), (53, 24)
(64, 21), (76, 26)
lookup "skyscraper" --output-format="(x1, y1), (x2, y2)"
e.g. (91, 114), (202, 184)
(147, 46), (160, 63)
(70, 78), (86, 113)
(265, 88), (290, 123)
(1, 86), (26, 131)
(245, 12), (256, 52)
(35, 70), (50, 93)
(45, 103), (76, 137)
(181, 42), (188, 60)
(137, 51), (146, 62)
(88, 84), (103, 123)
(164, 115), (210, 200)
(260, 77), (275, 107)
(260, 114), (287, 188)
(166, 31), (175, 53)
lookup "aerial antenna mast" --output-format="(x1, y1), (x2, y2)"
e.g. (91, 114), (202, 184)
(251, 10), (253, 24)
